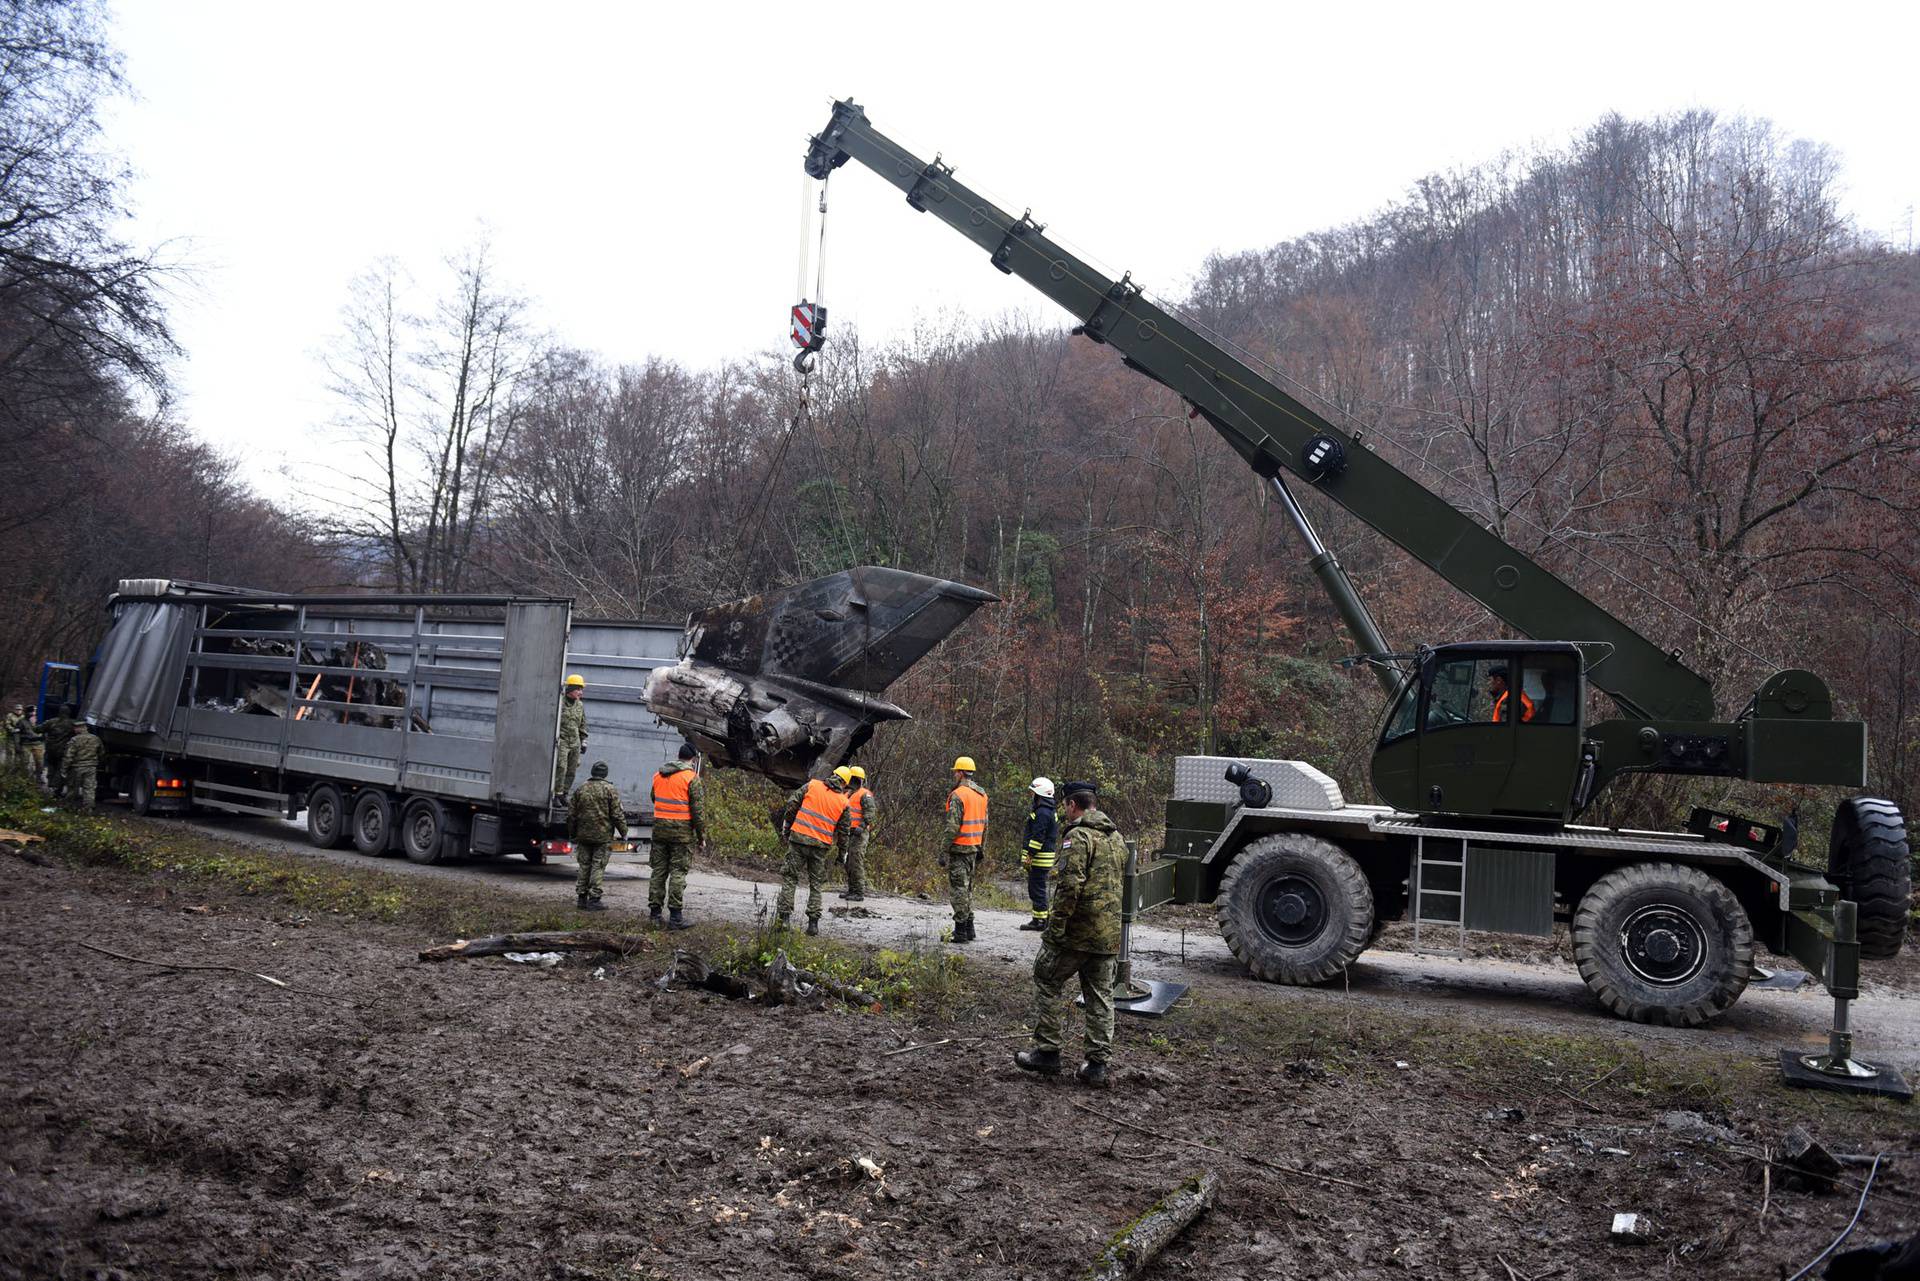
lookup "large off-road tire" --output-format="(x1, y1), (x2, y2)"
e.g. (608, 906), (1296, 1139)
(1828, 798), (1911, 961)
(1216, 833), (1375, 985)
(129, 759), (158, 817)
(350, 790), (396, 857)
(401, 797), (451, 865)
(1572, 863), (1753, 1027)
(306, 783), (348, 849)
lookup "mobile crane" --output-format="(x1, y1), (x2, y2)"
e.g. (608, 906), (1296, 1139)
(803, 101), (1913, 1093)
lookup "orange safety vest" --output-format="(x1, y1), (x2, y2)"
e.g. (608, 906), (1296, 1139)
(1493, 690), (1535, 724)
(790, 778), (850, 846)
(848, 786), (871, 830)
(950, 784), (987, 848)
(652, 768), (695, 821)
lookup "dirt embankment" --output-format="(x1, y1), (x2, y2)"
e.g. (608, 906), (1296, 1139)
(2, 843), (1917, 1281)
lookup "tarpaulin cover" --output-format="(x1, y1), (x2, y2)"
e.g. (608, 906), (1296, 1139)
(86, 600), (188, 734)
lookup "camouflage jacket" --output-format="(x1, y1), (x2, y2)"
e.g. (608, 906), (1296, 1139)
(13, 715), (43, 744)
(944, 779), (988, 850)
(43, 716), (76, 754)
(64, 730), (102, 772)
(1043, 807), (1126, 955)
(567, 777), (626, 845)
(649, 760), (706, 843)
(3, 713), (22, 742)
(558, 697), (588, 747)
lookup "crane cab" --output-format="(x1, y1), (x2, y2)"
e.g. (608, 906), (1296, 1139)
(1371, 642), (1588, 823)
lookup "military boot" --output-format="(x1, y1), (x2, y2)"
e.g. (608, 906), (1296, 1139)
(1018, 918), (1046, 932)
(1076, 1061), (1111, 1090)
(1015, 1048), (1064, 1076)
(648, 906), (663, 925)
(576, 895), (591, 911)
(581, 899), (608, 913)
(805, 918), (820, 937)
(668, 908), (692, 931)
(951, 919), (973, 945)
(775, 915), (792, 932)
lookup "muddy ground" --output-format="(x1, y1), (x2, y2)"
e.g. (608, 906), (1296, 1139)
(3, 837), (1918, 1281)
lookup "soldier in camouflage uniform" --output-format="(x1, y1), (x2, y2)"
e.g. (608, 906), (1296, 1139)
(2, 704), (22, 772)
(837, 765), (875, 901)
(43, 704), (77, 794)
(942, 757), (988, 943)
(553, 675), (589, 799)
(647, 743), (705, 930)
(62, 723), (102, 811)
(778, 771), (852, 935)
(568, 760), (626, 911)
(1015, 782), (1125, 1089)
(16, 708), (46, 785)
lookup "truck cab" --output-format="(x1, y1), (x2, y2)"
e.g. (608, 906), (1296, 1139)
(1371, 642), (1587, 823)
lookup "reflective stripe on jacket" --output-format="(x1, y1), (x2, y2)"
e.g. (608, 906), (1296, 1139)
(848, 786), (871, 830)
(790, 778), (850, 847)
(1493, 690), (1535, 723)
(949, 783), (987, 848)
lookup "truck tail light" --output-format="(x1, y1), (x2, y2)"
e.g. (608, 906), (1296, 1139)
(541, 839), (574, 856)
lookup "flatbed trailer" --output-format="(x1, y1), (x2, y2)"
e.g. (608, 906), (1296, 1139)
(77, 580), (683, 862)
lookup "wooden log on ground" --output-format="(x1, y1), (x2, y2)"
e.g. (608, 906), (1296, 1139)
(418, 931), (653, 962)
(1083, 1169), (1220, 1281)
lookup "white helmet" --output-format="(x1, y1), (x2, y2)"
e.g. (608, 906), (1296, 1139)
(1029, 777), (1055, 799)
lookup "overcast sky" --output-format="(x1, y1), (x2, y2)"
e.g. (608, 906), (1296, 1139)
(102, 1), (1920, 497)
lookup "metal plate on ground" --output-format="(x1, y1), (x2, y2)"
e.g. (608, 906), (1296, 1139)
(1778, 1050), (1913, 1100)
(1079, 978), (1189, 1018)
(1751, 967), (1813, 991)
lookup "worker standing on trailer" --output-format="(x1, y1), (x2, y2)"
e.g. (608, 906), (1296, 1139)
(1016, 782), (1125, 1089)
(43, 704), (77, 795)
(1019, 777), (1059, 931)
(568, 761), (626, 912)
(838, 765), (875, 901)
(943, 756), (988, 944)
(778, 769), (852, 935)
(62, 722), (101, 811)
(648, 742), (706, 930)
(553, 674), (589, 800)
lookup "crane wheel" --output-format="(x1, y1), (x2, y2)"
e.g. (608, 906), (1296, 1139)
(1572, 863), (1753, 1027)
(1216, 834), (1375, 985)
(1828, 798), (1911, 961)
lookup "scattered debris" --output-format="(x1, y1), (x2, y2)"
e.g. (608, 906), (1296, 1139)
(1393, 1060), (1411, 1070)
(419, 931), (652, 962)
(1082, 1169), (1219, 1281)
(503, 952), (563, 968)
(882, 1032), (1028, 1057)
(655, 948), (876, 1009)
(1828, 1230), (1920, 1280)
(1483, 1107), (1526, 1124)
(828, 905), (885, 919)
(1780, 1125), (1843, 1194)
(74, 940), (332, 997)
(1610, 1212), (1653, 1244)
(855, 1156), (884, 1180)
(1599, 1148), (1630, 1158)
(678, 1056), (711, 1081)
(1659, 1111), (1739, 1146)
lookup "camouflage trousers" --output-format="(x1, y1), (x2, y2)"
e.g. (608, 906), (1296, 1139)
(65, 763), (97, 812)
(1030, 941), (1117, 1065)
(648, 837), (694, 911)
(943, 845), (979, 923)
(842, 830), (869, 896)
(46, 747), (65, 793)
(778, 839), (830, 922)
(553, 741), (582, 796)
(574, 842), (611, 902)
(21, 745), (44, 783)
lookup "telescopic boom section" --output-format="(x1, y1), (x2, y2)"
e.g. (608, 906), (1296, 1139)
(805, 100), (1717, 723)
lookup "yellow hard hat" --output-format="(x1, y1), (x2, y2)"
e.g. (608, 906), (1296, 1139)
(565, 674), (585, 688)
(832, 766), (855, 786)
(848, 765), (867, 780)
(952, 755), (976, 773)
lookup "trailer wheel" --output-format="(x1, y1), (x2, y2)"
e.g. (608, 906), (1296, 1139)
(306, 783), (348, 849)
(1572, 863), (1753, 1027)
(402, 798), (452, 865)
(350, 790), (396, 856)
(1828, 798), (1911, 961)
(524, 846), (547, 865)
(1216, 834), (1375, 985)
(130, 759), (159, 817)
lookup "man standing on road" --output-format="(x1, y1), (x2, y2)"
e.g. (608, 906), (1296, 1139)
(837, 765), (875, 902)
(568, 761), (626, 912)
(1015, 781), (1125, 1089)
(942, 756), (988, 944)
(1019, 777), (1059, 931)
(62, 722), (101, 811)
(553, 674), (589, 801)
(778, 770), (851, 936)
(43, 704), (77, 795)
(648, 743), (705, 930)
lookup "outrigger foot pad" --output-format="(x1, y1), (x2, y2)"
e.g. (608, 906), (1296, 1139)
(1778, 1049), (1913, 1100)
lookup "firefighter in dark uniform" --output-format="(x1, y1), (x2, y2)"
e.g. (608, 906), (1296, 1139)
(1019, 777), (1059, 931)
